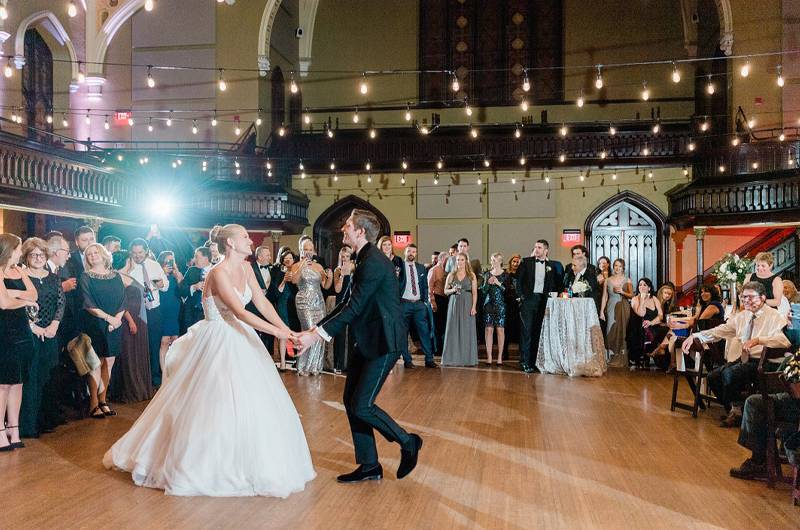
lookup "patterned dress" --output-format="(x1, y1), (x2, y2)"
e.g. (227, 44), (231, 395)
(481, 271), (507, 327)
(294, 266), (326, 375)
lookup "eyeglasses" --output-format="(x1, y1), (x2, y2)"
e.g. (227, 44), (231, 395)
(28, 252), (46, 259)
(740, 294), (761, 300)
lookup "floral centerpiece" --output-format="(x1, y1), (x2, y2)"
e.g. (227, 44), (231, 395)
(710, 253), (753, 307)
(572, 279), (591, 297)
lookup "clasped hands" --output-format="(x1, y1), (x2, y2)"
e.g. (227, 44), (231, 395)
(281, 328), (322, 357)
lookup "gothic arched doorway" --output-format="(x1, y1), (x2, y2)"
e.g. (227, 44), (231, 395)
(584, 191), (669, 288)
(313, 196), (391, 267)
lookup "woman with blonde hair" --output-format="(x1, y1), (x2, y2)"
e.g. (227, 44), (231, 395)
(481, 252), (507, 365)
(442, 252), (478, 366)
(290, 236), (331, 375)
(0, 233), (38, 451)
(104, 223), (315, 497)
(743, 252), (784, 309)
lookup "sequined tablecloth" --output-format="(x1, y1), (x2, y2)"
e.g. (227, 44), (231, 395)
(536, 298), (607, 377)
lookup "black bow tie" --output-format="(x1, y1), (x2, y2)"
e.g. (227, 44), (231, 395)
(259, 264), (270, 270)
(535, 259), (545, 264)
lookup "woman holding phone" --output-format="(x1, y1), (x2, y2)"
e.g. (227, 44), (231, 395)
(289, 237), (331, 375)
(157, 251), (183, 373)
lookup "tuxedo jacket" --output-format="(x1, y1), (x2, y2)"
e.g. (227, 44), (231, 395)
(59, 250), (85, 340)
(397, 261), (429, 303)
(179, 266), (205, 327)
(246, 261), (278, 319)
(318, 242), (407, 358)
(516, 258), (563, 300)
(562, 266), (602, 311)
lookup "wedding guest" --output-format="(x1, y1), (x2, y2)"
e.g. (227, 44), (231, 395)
(563, 253), (601, 313)
(482, 253), (507, 365)
(627, 277), (663, 370)
(125, 238), (169, 387)
(102, 235), (122, 254)
(179, 246), (212, 331)
(81, 243), (131, 418)
(59, 225), (96, 345)
(246, 245), (275, 353)
(332, 245), (354, 373)
(600, 258), (633, 367)
(273, 247), (298, 370)
(109, 251), (153, 403)
(19, 238), (64, 439)
(784, 280), (800, 348)
(156, 251), (182, 373)
(0, 234), (38, 451)
(744, 252), (784, 310)
(503, 253), (522, 359)
(442, 253), (478, 366)
(657, 282), (678, 315)
(596, 256), (611, 292)
(291, 238), (330, 376)
(378, 235), (402, 274)
(446, 238), (482, 277)
(682, 281), (790, 427)
(426, 251), (440, 272)
(398, 244), (436, 368)
(517, 241), (563, 373)
(45, 233), (70, 276)
(427, 251), (448, 356)
(566, 245), (598, 282)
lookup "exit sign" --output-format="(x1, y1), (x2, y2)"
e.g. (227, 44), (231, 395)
(392, 232), (413, 248)
(114, 111), (131, 125)
(561, 229), (583, 247)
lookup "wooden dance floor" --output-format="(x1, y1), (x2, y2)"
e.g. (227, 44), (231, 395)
(2, 362), (797, 529)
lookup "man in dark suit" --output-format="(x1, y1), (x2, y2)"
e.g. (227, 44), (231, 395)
(246, 244), (276, 353)
(517, 239), (563, 373)
(563, 252), (602, 314)
(178, 247), (212, 331)
(565, 245), (599, 287)
(397, 244), (437, 368)
(59, 225), (96, 344)
(297, 208), (422, 483)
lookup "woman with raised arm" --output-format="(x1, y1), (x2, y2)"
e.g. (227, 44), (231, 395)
(103, 224), (315, 497)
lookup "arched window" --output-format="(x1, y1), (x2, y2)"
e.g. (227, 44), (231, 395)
(22, 29), (54, 142)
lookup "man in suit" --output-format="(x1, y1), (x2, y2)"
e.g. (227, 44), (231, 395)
(563, 253), (602, 314)
(566, 245), (598, 285)
(246, 244), (276, 353)
(297, 208), (422, 483)
(59, 225), (96, 344)
(517, 239), (563, 373)
(398, 244), (437, 368)
(179, 247), (212, 331)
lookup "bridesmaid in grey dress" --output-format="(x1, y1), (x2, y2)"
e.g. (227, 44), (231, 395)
(442, 253), (479, 366)
(599, 258), (633, 367)
(290, 238), (331, 375)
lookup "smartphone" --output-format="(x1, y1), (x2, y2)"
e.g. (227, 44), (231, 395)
(286, 339), (296, 357)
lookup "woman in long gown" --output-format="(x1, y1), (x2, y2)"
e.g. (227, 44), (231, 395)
(626, 277), (663, 370)
(599, 258), (633, 367)
(442, 253), (478, 367)
(290, 238), (331, 376)
(103, 224), (315, 497)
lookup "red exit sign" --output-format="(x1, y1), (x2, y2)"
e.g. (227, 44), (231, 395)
(392, 232), (413, 248)
(114, 111), (131, 124)
(561, 229), (583, 247)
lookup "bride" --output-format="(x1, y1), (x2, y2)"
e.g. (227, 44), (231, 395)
(103, 224), (316, 497)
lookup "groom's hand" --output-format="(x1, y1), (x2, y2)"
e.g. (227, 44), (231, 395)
(296, 330), (321, 355)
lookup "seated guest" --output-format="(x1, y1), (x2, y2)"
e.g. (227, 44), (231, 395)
(744, 252), (784, 311)
(428, 251), (448, 356)
(109, 251), (153, 403)
(784, 280), (800, 348)
(19, 238), (65, 439)
(563, 253), (601, 313)
(646, 282), (678, 369)
(681, 281), (790, 427)
(102, 235), (122, 254)
(398, 244), (436, 368)
(442, 253), (478, 367)
(656, 282), (677, 315)
(80, 243), (133, 418)
(600, 259), (633, 367)
(653, 284), (724, 370)
(626, 277), (663, 370)
(273, 247), (299, 370)
(156, 251), (183, 373)
(481, 253), (507, 365)
(179, 246), (212, 331)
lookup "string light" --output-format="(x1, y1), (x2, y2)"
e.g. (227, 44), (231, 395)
(67, 1), (77, 18)
(148, 118), (154, 132)
(359, 73), (368, 95)
(333, 174), (339, 182)
(146, 65), (155, 88)
(256, 110), (263, 126)
(404, 102), (412, 122)
(419, 125), (429, 135)
(352, 108), (359, 123)
(84, 112), (91, 126)
(436, 158), (444, 170)
(217, 69), (227, 91)
(514, 126), (521, 139)
(433, 174), (439, 185)
(330, 161), (336, 171)
(609, 125), (616, 136)
(671, 62), (681, 83)
(451, 72), (460, 92)
(706, 75), (715, 95)
(145, 0), (155, 11)
(576, 89), (585, 108)
(642, 145), (650, 156)
(303, 108), (311, 124)
(211, 112), (218, 127)
(641, 81), (649, 101)
(369, 128), (377, 139)
(476, 175), (482, 185)
(682, 166), (689, 176)
(62, 114), (69, 128)
(731, 137), (740, 146)
(290, 73), (298, 94)
(612, 172), (617, 180)
(3, 59), (12, 78)
(740, 58), (751, 78)
(519, 155), (527, 165)
(652, 122), (660, 134)
(326, 126), (334, 138)
(777, 65), (785, 87)
(128, 116), (135, 127)
(464, 98), (472, 117)
(779, 131), (785, 142)
(77, 62), (85, 84)
(700, 120), (709, 132)
(522, 71), (530, 92)
(470, 125), (478, 138)
(520, 99), (529, 112)
(365, 161), (371, 171)
(400, 175), (406, 185)
(747, 117), (756, 129)
(192, 120), (198, 134)
(483, 158), (490, 168)
(595, 66), (604, 89)
(719, 164), (726, 173)
(751, 161), (759, 170)
(648, 170), (654, 179)
(275, 124), (283, 137)
(559, 153), (566, 163)
(559, 124), (568, 137)
(0, 4), (7, 20)
(688, 140), (696, 151)
(46, 114), (53, 124)
(544, 175), (550, 183)
(600, 149), (607, 159)
(166, 111), (173, 127)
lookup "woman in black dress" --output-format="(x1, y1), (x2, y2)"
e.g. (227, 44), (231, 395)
(627, 277), (663, 370)
(744, 251), (785, 310)
(332, 245), (354, 373)
(80, 243), (132, 418)
(273, 247), (298, 370)
(0, 233), (38, 451)
(19, 237), (65, 438)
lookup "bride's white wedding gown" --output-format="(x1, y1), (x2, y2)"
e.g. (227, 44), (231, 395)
(103, 283), (316, 497)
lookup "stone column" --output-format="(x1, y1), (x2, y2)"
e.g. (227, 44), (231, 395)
(270, 230), (283, 259)
(693, 227), (707, 302)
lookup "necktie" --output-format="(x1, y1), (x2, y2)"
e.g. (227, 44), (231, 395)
(744, 312), (756, 341)
(409, 263), (417, 296)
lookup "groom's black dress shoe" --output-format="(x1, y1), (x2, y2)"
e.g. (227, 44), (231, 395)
(397, 433), (423, 479)
(337, 464), (383, 483)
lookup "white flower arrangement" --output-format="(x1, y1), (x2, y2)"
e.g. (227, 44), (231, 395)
(710, 253), (753, 285)
(572, 279), (590, 294)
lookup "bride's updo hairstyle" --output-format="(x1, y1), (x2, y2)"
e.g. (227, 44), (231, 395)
(209, 224), (245, 255)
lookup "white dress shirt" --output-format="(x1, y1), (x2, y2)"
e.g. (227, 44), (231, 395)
(128, 258), (169, 309)
(694, 305), (790, 361)
(401, 262), (421, 302)
(533, 259), (546, 293)
(257, 263), (272, 291)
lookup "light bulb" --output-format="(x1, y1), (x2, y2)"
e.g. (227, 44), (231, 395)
(576, 91), (584, 108)
(595, 67), (603, 89)
(404, 109), (412, 121)
(145, 0), (154, 10)
(401, 160), (408, 170)
(78, 71), (85, 84)
(740, 59), (750, 78)
(642, 146), (650, 156)
(68, 1), (78, 18)
(298, 161), (304, 171)
(365, 162), (371, 171)
(400, 175), (406, 185)
(641, 81), (650, 101)
(545, 175), (550, 183)
(465, 101), (472, 116)
(148, 119), (154, 132)
(483, 159), (490, 168)
(103, 116), (109, 130)
(3, 61), (12, 78)
(192, 121), (198, 134)
(46, 114), (53, 124)
(326, 128), (334, 138)
(85, 114), (91, 125)
(612, 173), (617, 180)
(688, 141), (696, 151)
(470, 126), (478, 138)
(276, 126), (283, 136)
(211, 115), (218, 127)
(514, 127), (521, 139)
(290, 78), (298, 94)
(451, 73), (460, 92)
(609, 125), (616, 136)
(419, 125), (429, 135)
(476, 177), (482, 185)
(433, 175), (439, 185)
(303, 113), (311, 124)
(747, 118), (755, 129)
(706, 76), (715, 95)
(522, 73), (530, 92)
(511, 177), (516, 184)
(700, 120), (709, 132)
(330, 161), (336, 171)
(520, 99), (529, 112)
(117, 154), (124, 161)
(559, 125), (567, 137)
(652, 123), (660, 134)
(369, 128), (376, 139)
(600, 150), (607, 159)
(218, 70), (227, 91)
(0, 5), (7, 20)
(731, 137), (740, 146)
(779, 132), (785, 142)
(299, 171), (305, 178)
(265, 161), (271, 170)
(436, 159), (444, 170)
(671, 62), (681, 83)
(719, 165), (726, 173)
(559, 153), (566, 163)
(147, 67), (155, 88)
(256, 112), (263, 126)
(62, 115), (69, 127)
(352, 110), (359, 123)
(359, 73), (368, 95)
(519, 156), (526, 165)
(777, 66), (785, 87)
(128, 117), (135, 126)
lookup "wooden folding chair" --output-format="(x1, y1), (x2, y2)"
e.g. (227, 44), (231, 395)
(670, 319), (726, 417)
(756, 348), (795, 493)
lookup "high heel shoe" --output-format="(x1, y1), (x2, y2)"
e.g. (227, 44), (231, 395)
(89, 406), (106, 419)
(5, 426), (24, 449)
(0, 429), (13, 452)
(99, 402), (117, 417)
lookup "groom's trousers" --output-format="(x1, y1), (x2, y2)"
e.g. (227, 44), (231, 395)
(344, 349), (411, 465)
(519, 294), (547, 368)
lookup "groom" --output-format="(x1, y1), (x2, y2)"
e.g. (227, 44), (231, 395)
(296, 208), (423, 482)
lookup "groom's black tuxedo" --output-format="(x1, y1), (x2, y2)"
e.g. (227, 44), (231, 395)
(317, 241), (411, 466)
(516, 257), (564, 369)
